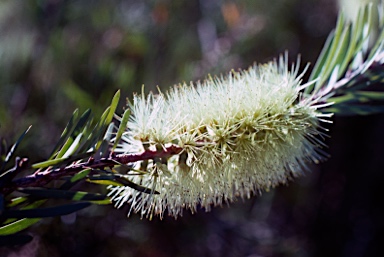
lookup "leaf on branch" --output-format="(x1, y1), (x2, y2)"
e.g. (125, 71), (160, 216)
(96, 122), (115, 159)
(322, 104), (384, 115)
(0, 218), (41, 236)
(112, 108), (130, 151)
(94, 90), (121, 151)
(49, 109), (79, 158)
(6, 197), (28, 208)
(306, 4), (384, 116)
(75, 90), (121, 154)
(31, 151), (94, 169)
(308, 6), (373, 92)
(56, 109), (92, 159)
(87, 175), (125, 187)
(17, 188), (107, 201)
(105, 90), (120, 126)
(87, 174), (159, 194)
(115, 176), (160, 195)
(1, 202), (91, 219)
(0, 126), (31, 173)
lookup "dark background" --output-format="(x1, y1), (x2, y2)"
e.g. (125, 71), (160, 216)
(1, 0), (383, 256)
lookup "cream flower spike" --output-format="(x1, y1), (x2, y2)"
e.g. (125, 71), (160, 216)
(108, 55), (332, 219)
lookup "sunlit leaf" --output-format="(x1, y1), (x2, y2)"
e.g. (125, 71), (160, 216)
(32, 151), (94, 169)
(58, 168), (92, 190)
(89, 199), (111, 205)
(49, 109), (79, 159)
(112, 109), (130, 150)
(87, 176), (124, 187)
(6, 197), (28, 208)
(69, 168), (91, 183)
(308, 5), (374, 94)
(105, 90), (120, 126)
(56, 109), (92, 159)
(93, 90), (121, 151)
(61, 133), (83, 158)
(0, 218), (41, 236)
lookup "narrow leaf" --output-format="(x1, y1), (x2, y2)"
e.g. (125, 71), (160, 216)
(1, 202), (91, 218)
(90, 199), (111, 205)
(0, 218), (41, 236)
(96, 123), (114, 158)
(49, 109), (79, 159)
(32, 151), (94, 169)
(115, 176), (160, 195)
(59, 168), (92, 190)
(105, 90), (120, 126)
(323, 104), (384, 115)
(6, 197), (28, 208)
(87, 176), (124, 187)
(112, 109), (130, 150)
(1, 126), (31, 171)
(18, 188), (107, 201)
(56, 109), (92, 159)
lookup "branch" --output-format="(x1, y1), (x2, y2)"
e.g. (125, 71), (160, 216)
(0, 145), (183, 195)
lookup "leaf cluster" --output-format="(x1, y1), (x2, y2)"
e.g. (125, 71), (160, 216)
(0, 91), (130, 246)
(307, 4), (384, 115)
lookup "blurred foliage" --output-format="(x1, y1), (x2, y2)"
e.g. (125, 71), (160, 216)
(3, 1), (383, 257)
(0, 0), (336, 161)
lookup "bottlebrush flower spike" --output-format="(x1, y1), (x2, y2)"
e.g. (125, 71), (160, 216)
(108, 55), (333, 219)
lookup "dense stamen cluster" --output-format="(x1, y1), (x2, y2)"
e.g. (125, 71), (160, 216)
(108, 56), (332, 219)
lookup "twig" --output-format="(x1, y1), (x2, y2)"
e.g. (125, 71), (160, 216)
(0, 145), (183, 195)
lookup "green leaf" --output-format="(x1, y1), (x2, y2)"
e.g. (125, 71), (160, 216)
(1, 202), (91, 218)
(87, 174), (159, 194)
(96, 123), (114, 158)
(78, 107), (110, 153)
(32, 151), (94, 169)
(308, 5), (374, 95)
(58, 168), (92, 190)
(31, 157), (69, 169)
(105, 90), (120, 126)
(323, 104), (384, 115)
(0, 126), (31, 172)
(112, 109), (130, 150)
(17, 188), (107, 201)
(87, 175), (124, 186)
(56, 109), (92, 159)
(6, 197), (28, 208)
(70, 168), (91, 183)
(312, 12), (347, 89)
(49, 109), (79, 159)
(115, 176), (160, 194)
(89, 199), (111, 205)
(0, 218), (41, 236)
(93, 90), (121, 151)
(354, 91), (384, 101)
(0, 138), (8, 164)
(61, 132), (83, 158)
